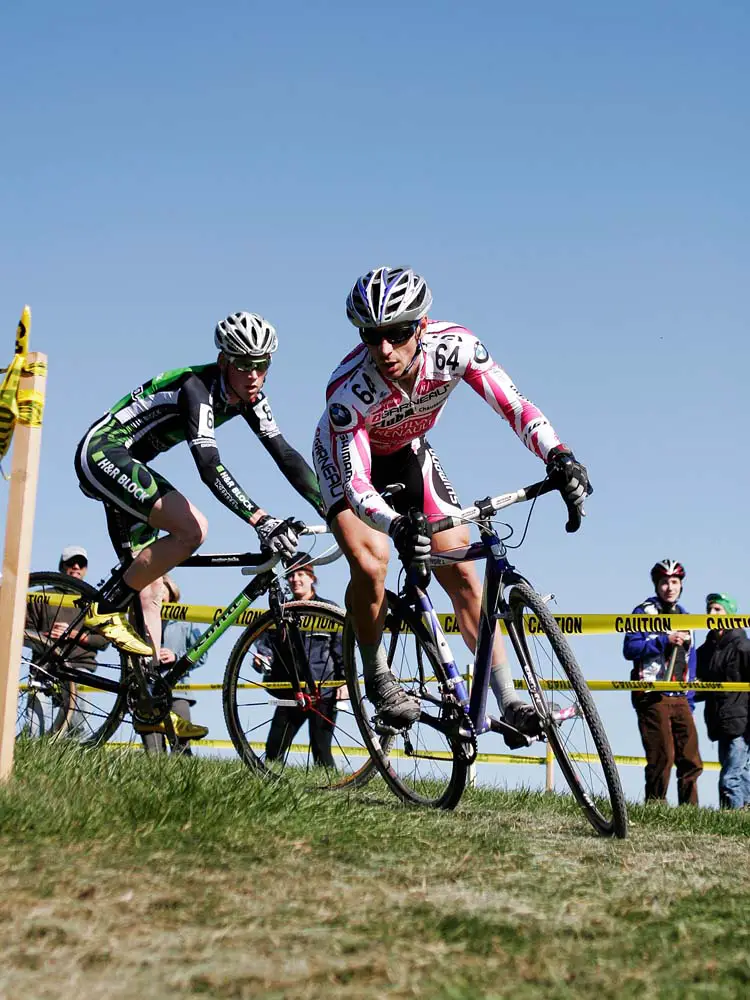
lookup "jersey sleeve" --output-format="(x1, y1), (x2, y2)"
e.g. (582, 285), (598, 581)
(460, 335), (562, 461)
(243, 393), (326, 517)
(178, 374), (261, 523)
(326, 397), (399, 533)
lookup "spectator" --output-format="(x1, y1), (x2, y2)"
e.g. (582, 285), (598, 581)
(623, 558), (703, 805)
(24, 546), (109, 737)
(695, 593), (750, 809)
(135, 574), (209, 754)
(253, 552), (343, 768)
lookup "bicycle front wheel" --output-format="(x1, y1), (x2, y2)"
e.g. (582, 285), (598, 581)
(342, 590), (469, 810)
(507, 582), (628, 838)
(223, 601), (378, 790)
(22, 572), (129, 746)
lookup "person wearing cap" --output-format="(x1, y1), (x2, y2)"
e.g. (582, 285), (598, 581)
(59, 545), (88, 578)
(252, 552), (343, 768)
(134, 574), (209, 753)
(23, 546), (110, 736)
(38, 546), (108, 667)
(695, 594), (750, 809)
(623, 559), (703, 805)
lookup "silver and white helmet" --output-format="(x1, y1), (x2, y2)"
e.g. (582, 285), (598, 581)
(346, 266), (433, 327)
(214, 312), (278, 358)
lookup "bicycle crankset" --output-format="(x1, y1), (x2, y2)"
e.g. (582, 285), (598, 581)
(400, 704), (478, 765)
(126, 672), (172, 725)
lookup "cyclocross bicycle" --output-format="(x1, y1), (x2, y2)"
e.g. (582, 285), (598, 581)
(342, 480), (629, 838)
(19, 525), (376, 791)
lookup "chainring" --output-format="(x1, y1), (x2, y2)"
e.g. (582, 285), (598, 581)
(126, 671), (172, 724)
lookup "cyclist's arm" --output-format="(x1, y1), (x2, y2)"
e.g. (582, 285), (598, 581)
(327, 404), (398, 533)
(243, 395), (326, 517)
(461, 336), (562, 461)
(179, 375), (263, 525)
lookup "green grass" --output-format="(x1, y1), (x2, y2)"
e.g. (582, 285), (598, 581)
(1, 741), (749, 999)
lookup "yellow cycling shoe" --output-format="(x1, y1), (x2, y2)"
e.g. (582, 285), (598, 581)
(84, 605), (153, 657)
(134, 712), (209, 740)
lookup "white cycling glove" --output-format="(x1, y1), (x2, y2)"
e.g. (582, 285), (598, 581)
(254, 515), (300, 558)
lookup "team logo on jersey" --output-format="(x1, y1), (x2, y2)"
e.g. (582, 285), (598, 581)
(329, 403), (353, 427)
(473, 341), (489, 364)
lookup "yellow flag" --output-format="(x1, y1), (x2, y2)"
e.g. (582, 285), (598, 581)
(0, 306), (32, 471)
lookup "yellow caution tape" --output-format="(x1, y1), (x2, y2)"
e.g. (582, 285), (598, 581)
(17, 389), (45, 427)
(0, 306), (45, 471)
(103, 740), (723, 771)
(25, 591), (750, 637)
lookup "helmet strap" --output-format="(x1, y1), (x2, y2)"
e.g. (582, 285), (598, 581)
(399, 336), (423, 380)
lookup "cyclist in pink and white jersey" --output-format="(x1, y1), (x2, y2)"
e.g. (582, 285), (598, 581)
(313, 266), (591, 730)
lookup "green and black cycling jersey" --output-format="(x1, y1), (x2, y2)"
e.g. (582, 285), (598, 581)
(75, 363), (324, 527)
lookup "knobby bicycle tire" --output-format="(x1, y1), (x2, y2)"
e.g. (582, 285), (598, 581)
(23, 572), (130, 746)
(507, 582), (628, 838)
(342, 590), (469, 810)
(223, 600), (379, 790)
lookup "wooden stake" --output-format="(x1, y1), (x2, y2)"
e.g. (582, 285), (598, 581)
(0, 351), (47, 780)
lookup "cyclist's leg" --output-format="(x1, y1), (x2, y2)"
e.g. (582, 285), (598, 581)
(328, 501), (421, 725)
(418, 440), (530, 727)
(331, 507), (390, 644)
(316, 427), (420, 726)
(77, 431), (206, 651)
(125, 492), (207, 654)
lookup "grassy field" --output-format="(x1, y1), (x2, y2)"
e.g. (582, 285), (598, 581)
(1, 742), (750, 1000)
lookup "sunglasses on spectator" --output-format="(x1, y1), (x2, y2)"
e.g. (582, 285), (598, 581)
(359, 321), (419, 347)
(63, 558), (87, 569)
(231, 356), (271, 373)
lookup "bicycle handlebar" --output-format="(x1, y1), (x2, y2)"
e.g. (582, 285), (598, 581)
(428, 477), (583, 535)
(240, 525), (343, 576)
(180, 524), (342, 574)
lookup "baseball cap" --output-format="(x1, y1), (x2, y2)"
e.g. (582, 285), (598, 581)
(284, 551), (315, 576)
(706, 592), (738, 615)
(60, 545), (88, 566)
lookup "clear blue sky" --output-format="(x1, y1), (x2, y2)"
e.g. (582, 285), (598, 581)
(2, 1), (748, 805)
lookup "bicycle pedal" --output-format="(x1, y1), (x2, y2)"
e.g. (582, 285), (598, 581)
(371, 715), (401, 737)
(488, 716), (535, 749)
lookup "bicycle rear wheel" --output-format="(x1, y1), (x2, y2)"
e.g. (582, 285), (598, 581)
(22, 572), (129, 746)
(507, 581), (628, 838)
(223, 601), (378, 789)
(342, 590), (469, 810)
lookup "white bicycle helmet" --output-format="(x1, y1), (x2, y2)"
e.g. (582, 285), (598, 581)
(214, 312), (278, 358)
(346, 266), (432, 327)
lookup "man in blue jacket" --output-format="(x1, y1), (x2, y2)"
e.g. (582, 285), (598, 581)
(623, 559), (703, 805)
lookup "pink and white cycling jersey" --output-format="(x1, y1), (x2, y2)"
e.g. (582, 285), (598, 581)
(314, 321), (562, 533)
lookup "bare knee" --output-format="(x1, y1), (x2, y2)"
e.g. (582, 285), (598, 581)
(174, 509), (208, 550)
(348, 534), (389, 590)
(140, 579), (164, 611)
(436, 562), (482, 603)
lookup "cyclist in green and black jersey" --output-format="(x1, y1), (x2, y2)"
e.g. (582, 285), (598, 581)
(74, 312), (324, 673)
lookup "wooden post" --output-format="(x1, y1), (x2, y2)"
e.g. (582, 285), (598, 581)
(0, 350), (47, 780)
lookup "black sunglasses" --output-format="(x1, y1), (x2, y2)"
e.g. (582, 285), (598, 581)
(63, 558), (87, 569)
(359, 321), (419, 347)
(231, 356), (272, 373)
